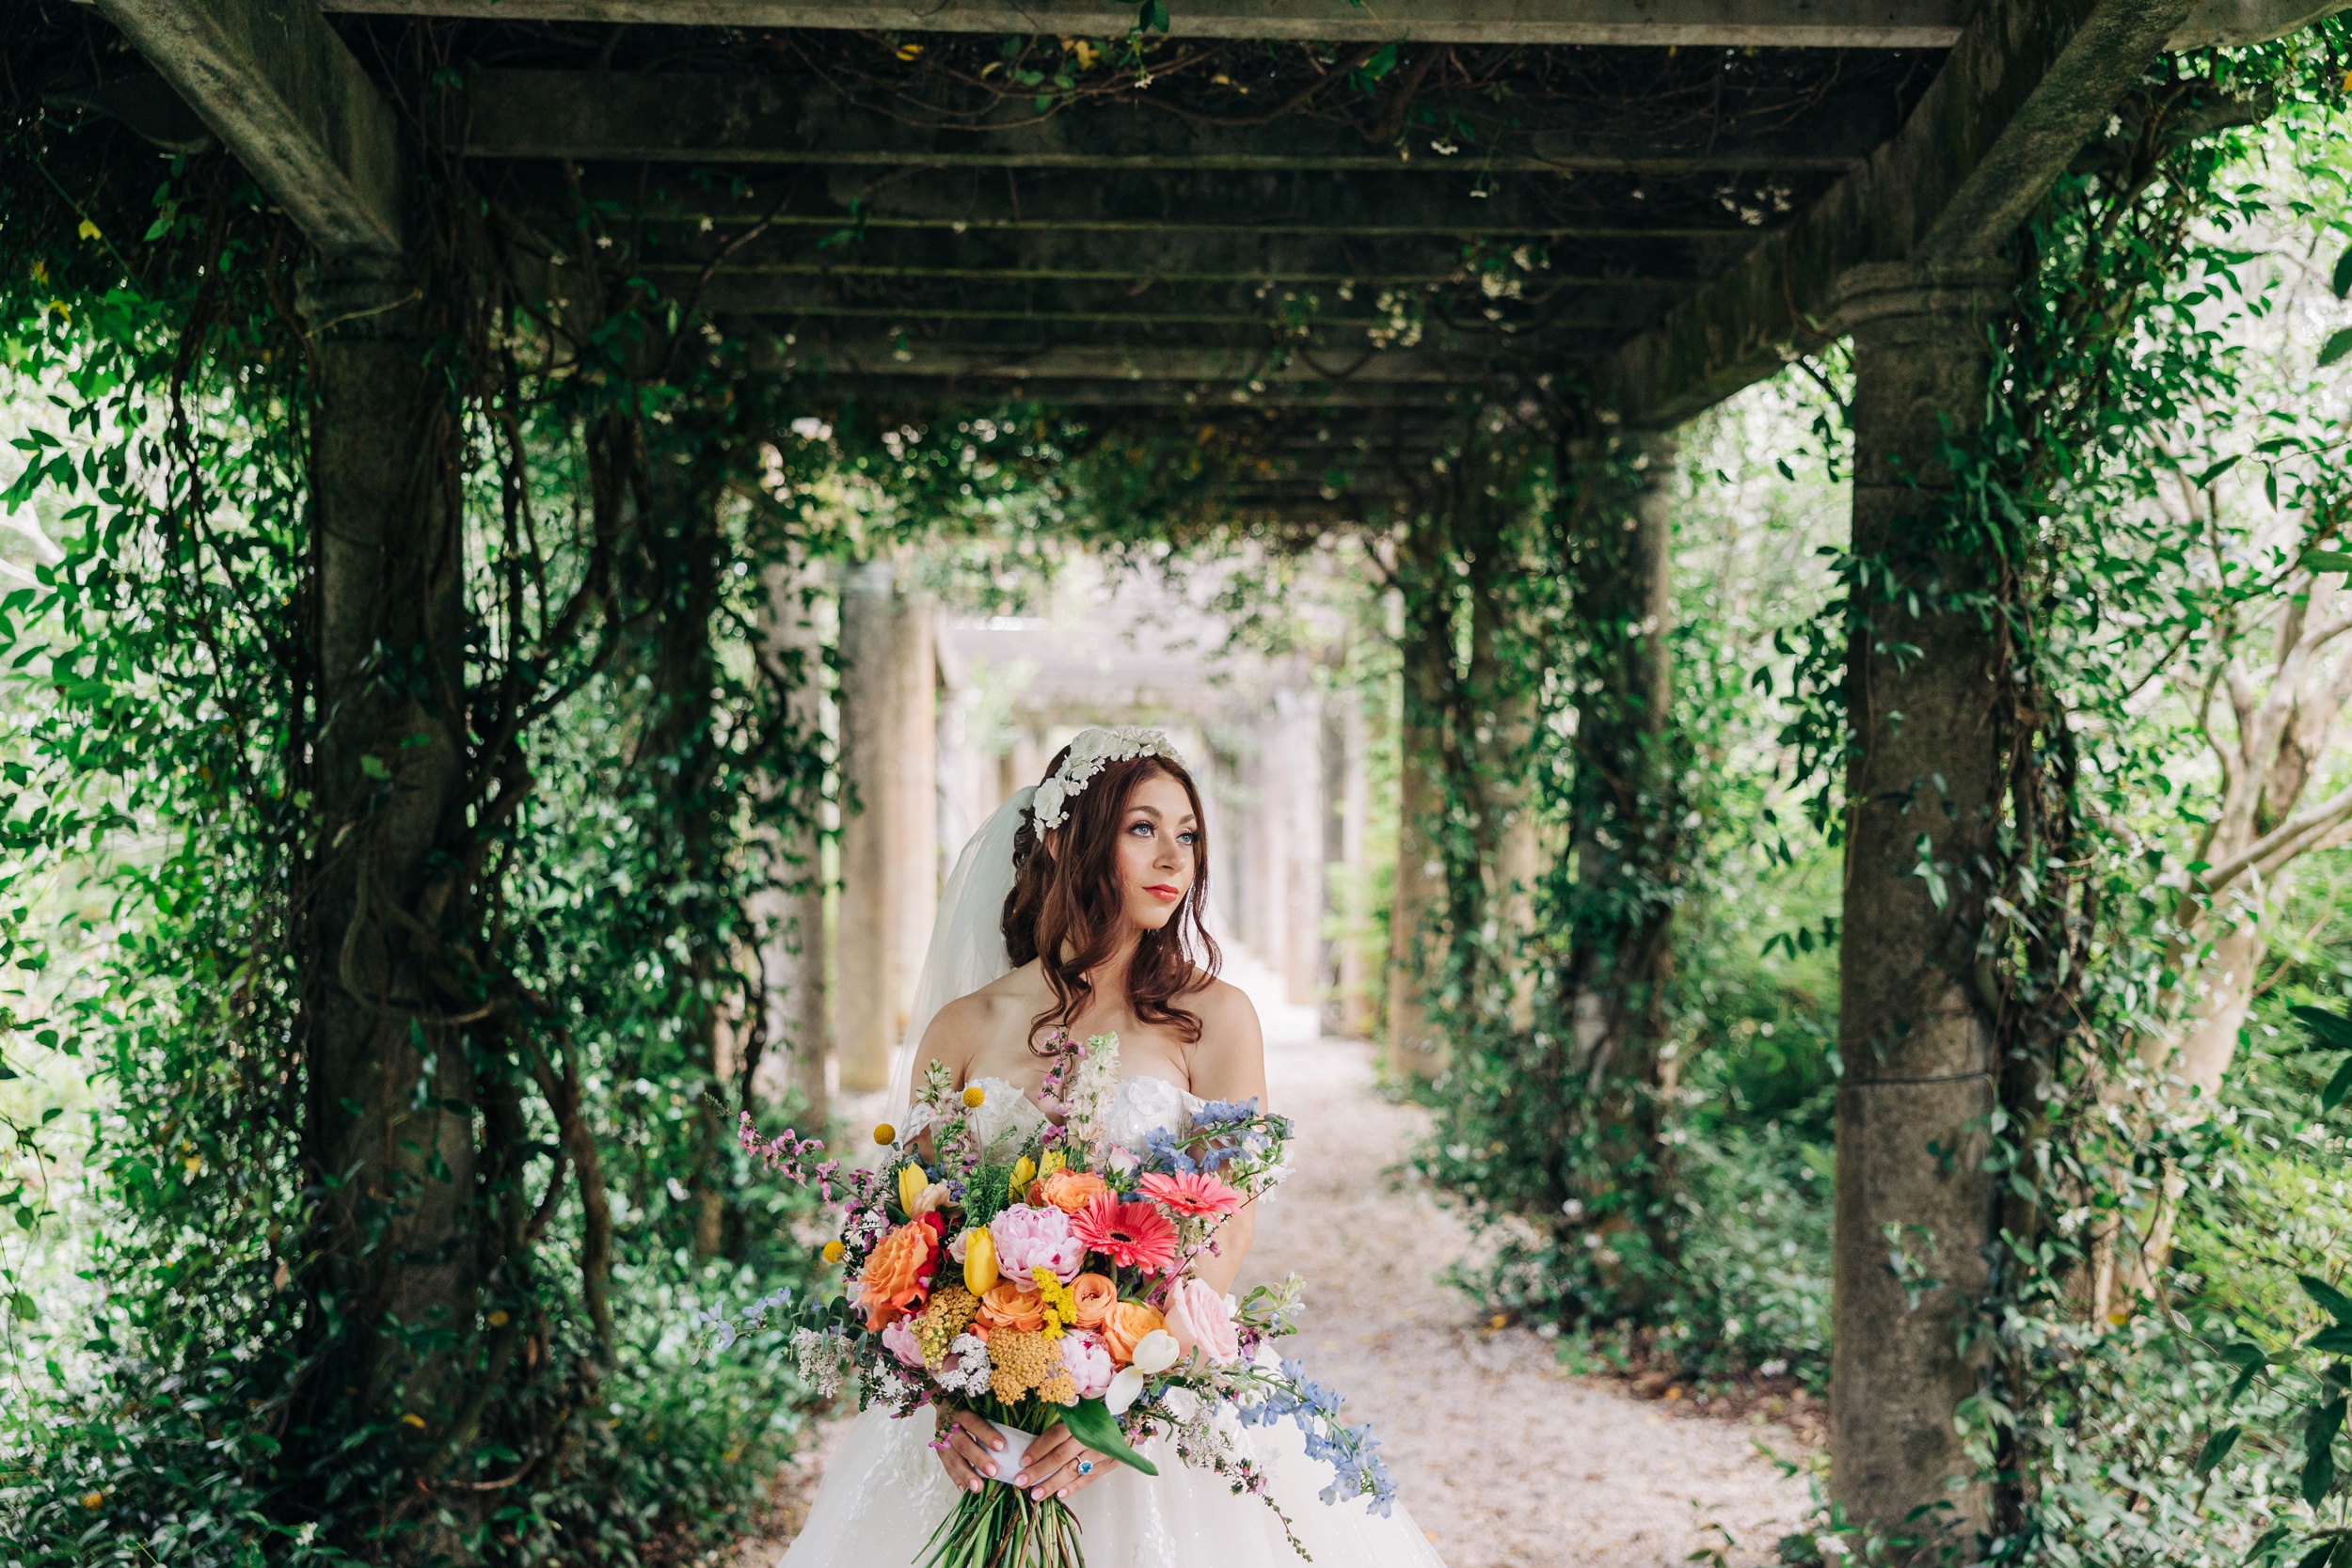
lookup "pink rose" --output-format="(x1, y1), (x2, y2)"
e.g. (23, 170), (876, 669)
(1057, 1329), (1116, 1399)
(1162, 1277), (1240, 1366)
(989, 1203), (1085, 1285)
(880, 1318), (927, 1370)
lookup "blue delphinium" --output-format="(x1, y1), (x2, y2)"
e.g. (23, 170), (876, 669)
(1235, 1357), (1398, 1516)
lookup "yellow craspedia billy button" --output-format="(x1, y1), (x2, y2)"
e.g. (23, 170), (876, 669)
(873, 1123), (897, 1146)
(821, 1240), (845, 1264)
(961, 1085), (986, 1109)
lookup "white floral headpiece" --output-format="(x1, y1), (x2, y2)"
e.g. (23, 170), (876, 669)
(1030, 725), (1185, 832)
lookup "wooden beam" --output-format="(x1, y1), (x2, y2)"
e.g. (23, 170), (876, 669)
(326, 0), (1970, 48)
(94, 0), (405, 258)
(784, 341), (1490, 382)
(461, 69), (1896, 175)
(640, 266), (1645, 331)
(1606, 0), (2200, 425)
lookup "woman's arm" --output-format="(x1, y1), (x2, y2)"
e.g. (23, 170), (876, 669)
(1184, 981), (1268, 1295)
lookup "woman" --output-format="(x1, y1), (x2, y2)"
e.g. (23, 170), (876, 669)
(781, 726), (1446, 1568)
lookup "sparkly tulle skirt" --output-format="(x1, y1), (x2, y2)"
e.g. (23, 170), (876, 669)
(776, 1402), (1448, 1568)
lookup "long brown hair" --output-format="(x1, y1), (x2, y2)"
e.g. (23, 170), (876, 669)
(1001, 746), (1222, 1052)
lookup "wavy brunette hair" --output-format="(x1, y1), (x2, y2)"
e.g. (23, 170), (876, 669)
(1001, 746), (1222, 1052)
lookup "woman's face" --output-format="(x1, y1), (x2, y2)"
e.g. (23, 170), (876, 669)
(1114, 769), (1200, 936)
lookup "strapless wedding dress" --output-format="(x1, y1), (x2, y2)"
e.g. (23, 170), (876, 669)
(776, 1075), (1449, 1568)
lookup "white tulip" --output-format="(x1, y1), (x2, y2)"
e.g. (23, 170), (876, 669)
(1104, 1367), (1145, 1415)
(1130, 1329), (1181, 1375)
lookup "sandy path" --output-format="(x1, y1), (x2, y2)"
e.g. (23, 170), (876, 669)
(739, 962), (1813, 1567)
(1240, 1023), (1813, 1568)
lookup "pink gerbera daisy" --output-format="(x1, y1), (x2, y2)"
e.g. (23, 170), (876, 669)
(1073, 1193), (1180, 1275)
(1137, 1170), (1244, 1218)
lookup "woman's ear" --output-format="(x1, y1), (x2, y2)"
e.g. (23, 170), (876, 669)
(1040, 828), (1059, 862)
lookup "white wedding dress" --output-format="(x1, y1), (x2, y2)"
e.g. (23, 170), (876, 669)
(776, 1072), (1450, 1568)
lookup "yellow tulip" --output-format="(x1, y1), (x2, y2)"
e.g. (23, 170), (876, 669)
(1010, 1155), (1036, 1190)
(961, 1085), (986, 1109)
(1038, 1149), (1067, 1180)
(963, 1228), (999, 1295)
(898, 1163), (930, 1217)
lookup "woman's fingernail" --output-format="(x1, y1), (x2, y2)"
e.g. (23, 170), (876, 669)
(993, 1440), (1005, 1451)
(1057, 1489), (1070, 1499)
(1031, 1487), (1046, 1499)
(970, 1479), (982, 1493)
(1013, 1473), (1026, 1486)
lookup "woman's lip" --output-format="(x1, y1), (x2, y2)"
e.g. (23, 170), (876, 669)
(1144, 884), (1183, 901)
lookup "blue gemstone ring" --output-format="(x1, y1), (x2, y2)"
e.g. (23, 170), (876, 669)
(1077, 1460), (1094, 1476)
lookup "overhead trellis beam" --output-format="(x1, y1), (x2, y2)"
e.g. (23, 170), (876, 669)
(461, 70), (1897, 174)
(94, 0), (405, 259)
(1605, 0), (2204, 425)
(525, 167), (1791, 243)
(777, 341), (1491, 382)
(327, 0), (1971, 47)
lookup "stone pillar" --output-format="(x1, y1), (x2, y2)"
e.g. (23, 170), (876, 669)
(1277, 689), (1326, 1005)
(1565, 430), (1678, 1071)
(836, 561), (937, 1093)
(757, 561), (831, 1126)
(298, 255), (477, 1420)
(1335, 689), (1376, 1037)
(1389, 546), (1448, 1077)
(1829, 260), (2013, 1544)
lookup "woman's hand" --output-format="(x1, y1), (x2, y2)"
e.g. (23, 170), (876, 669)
(933, 1408), (1010, 1495)
(1016, 1420), (1111, 1502)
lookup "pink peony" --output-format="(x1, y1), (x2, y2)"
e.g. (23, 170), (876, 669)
(880, 1317), (927, 1370)
(988, 1203), (1086, 1284)
(1163, 1277), (1241, 1365)
(1072, 1194), (1180, 1275)
(1138, 1171), (1244, 1217)
(1057, 1329), (1117, 1398)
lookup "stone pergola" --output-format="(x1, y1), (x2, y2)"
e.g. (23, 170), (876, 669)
(72, 0), (2340, 1548)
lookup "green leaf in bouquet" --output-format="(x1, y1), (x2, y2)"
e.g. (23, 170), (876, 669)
(2312, 1325), (2352, 1357)
(1061, 1396), (1159, 1477)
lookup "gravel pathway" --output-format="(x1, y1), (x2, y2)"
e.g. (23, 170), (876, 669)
(1241, 1023), (1814, 1568)
(738, 963), (1815, 1567)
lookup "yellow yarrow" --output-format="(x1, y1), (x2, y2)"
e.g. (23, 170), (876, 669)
(1030, 1266), (1075, 1339)
(914, 1284), (979, 1369)
(985, 1329), (1059, 1404)
(1036, 1370), (1079, 1407)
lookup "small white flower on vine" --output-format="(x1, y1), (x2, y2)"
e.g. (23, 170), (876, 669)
(1028, 726), (1185, 832)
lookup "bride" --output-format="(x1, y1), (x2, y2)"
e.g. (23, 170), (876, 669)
(780, 726), (1447, 1568)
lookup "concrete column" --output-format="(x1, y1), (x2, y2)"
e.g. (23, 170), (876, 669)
(836, 561), (937, 1093)
(756, 561), (831, 1126)
(298, 255), (477, 1416)
(1829, 260), (2013, 1544)
(1334, 688), (1376, 1037)
(1277, 688), (1326, 1005)
(1390, 551), (1448, 1077)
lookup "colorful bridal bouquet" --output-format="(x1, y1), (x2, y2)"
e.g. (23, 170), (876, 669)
(708, 1033), (1394, 1568)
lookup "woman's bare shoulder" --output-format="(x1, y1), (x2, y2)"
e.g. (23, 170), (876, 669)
(918, 968), (1042, 1072)
(1185, 975), (1263, 1046)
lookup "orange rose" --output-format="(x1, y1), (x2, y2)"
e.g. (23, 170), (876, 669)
(1035, 1169), (1112, 1215)
(857, 1220), (937, 1331)
(1068, 1273), (1116, 1330)
(977, 1279), (1046, 1337)
(1102, 1300), (1168, 1367)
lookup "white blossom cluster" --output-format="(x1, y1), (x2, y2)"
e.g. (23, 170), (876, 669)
(931, 1333), (992, 1396)
(1029, 725), (1184, 832)
(792, 1328), (845, 1400)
